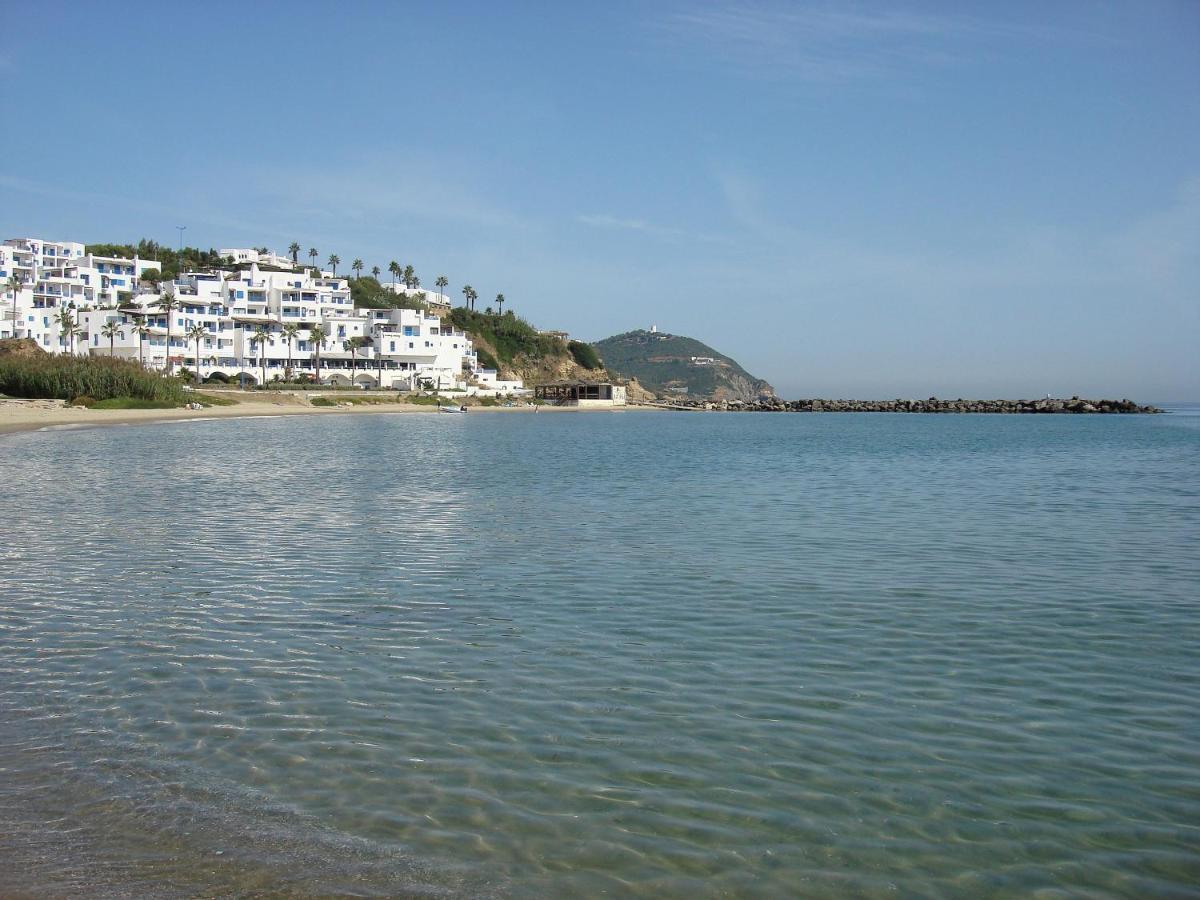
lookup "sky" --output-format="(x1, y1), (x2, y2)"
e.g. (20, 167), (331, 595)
(2, 0), (1197, 400)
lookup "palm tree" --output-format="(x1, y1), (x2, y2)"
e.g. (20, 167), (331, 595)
(6, 274), (22, 339)
(186, 323), (208, 383)
(411, 275), (420, 289)
(375, 325), (386, 385)
(308, 247), (318, 270)
(403, 265), (415, 288)
(461, 285), (477, 311)
(371, 265), (381, 280)
(495, 293), (505, 316)
(157, 288), (181, 373)
(55, 306), (76, 354)
(388, 261), (400, 288)
(461, 285), (472, 310)
(352, 258), (364, 280)
(328, 254), (340, 276)
(251, 325), (272, 386)
(101, 320), (125, 356)
(280, 322), (301, 381)
(289, 242), (301, 264)
(132, 320), (152, 367)
(308, 323), (327, 383)
(343, 335), (367, 385)
(435, 275), (448, 303)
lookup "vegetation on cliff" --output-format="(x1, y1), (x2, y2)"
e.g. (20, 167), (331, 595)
(349, 276), (425, 310)
(448, 308), (565, 366)
(567, 340), (603, 370)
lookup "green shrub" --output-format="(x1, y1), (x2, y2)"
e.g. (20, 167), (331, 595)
(310, 396), (336, 407)
(448, 308), (565, 365)
(478, 396), (499, 407)
(475, 347), (500, 371)
(70, 395), (97, 408)
(349, 276), (425, 310)
(0, 354), (186, 404)
(406, 394), (441, 405)
(204, 372), (230, 384)
(568, 340), (602, 370)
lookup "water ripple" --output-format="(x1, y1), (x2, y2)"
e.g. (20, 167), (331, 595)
(1, 412), (1197, 896)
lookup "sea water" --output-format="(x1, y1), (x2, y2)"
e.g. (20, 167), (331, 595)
(1, 409), (1197, 896)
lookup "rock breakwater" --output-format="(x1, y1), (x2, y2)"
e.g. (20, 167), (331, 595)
(646, 396), (1161, 414)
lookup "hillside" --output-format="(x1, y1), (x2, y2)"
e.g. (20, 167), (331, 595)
(593, 330), (774, 401)
(446, 308), (604, 386)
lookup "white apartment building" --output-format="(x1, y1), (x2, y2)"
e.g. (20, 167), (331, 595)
(219, 248), (296, 269)
(380, 281), (452, 309)
(3, 236), (509, 391)
(2, 238), (164, 343)
(2, 238), (87, 339)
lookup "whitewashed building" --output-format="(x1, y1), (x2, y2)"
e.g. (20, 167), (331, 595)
(2, 235), (517, 392)
(219, 247), (296, 269)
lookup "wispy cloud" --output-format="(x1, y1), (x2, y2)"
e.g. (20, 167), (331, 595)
(577, 213), (686, 237)
(252, 153), (526, 231)
(655, 2), (1094, 84)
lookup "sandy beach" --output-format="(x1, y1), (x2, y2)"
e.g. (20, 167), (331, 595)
(0, 394), (624, 437)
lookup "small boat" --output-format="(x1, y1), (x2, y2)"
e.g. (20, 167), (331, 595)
(438, 404), (467, 413)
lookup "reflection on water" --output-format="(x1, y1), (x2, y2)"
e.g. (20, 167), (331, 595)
(1, 411), (1198, 896)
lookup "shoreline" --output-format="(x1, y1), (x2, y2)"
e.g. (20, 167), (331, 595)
(0, 397), (636, 438)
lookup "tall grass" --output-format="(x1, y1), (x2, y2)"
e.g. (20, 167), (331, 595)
(0, 354), (186, 403)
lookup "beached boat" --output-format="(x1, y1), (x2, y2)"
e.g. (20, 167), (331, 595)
(438, 404), (467, 413)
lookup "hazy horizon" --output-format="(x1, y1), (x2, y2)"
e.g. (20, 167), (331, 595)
(2, 1), (1196, 400)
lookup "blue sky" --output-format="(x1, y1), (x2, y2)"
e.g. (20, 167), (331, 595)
(2, 1), (1197, 399)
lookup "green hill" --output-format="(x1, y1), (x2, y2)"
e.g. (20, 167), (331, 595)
(593, 330), (774, 401)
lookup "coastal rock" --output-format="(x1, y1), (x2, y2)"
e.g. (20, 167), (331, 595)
(634, 395), (1161, 414)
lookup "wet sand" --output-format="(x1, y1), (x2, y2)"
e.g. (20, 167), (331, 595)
(0, 395), (625, 437)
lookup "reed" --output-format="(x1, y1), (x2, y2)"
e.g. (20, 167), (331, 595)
(0, 354), (186, 404)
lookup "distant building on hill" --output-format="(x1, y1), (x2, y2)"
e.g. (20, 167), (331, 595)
(379, 282), (451, 309)
(219, 248), (296, 268)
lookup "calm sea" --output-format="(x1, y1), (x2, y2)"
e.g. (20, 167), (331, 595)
(1, 409), (1197, 897)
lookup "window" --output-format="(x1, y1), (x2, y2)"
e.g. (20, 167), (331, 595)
(389, 341), (395, 352)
